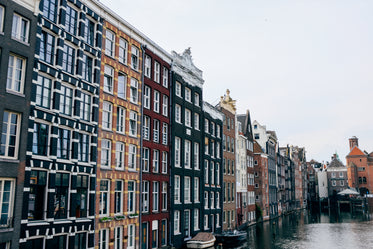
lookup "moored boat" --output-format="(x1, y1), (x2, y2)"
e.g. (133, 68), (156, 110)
(186, 232), (216, 249)
(214, 230), (247, 247)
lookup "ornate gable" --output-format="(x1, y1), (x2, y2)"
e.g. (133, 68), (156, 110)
(219, 89), (236, 114)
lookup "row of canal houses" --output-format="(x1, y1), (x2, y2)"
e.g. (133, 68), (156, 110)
(0, 0), (309, 248)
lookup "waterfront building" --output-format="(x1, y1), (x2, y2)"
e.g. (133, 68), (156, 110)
(217, 90), (237, 230)
(346, 136), (373, 195)
(236, 111), (255, 226)
(253, 141), (269, 220)
(252, 121), (278, 218)
(326, 155), (347, 196)
(19, 0), (103, 248)
(202, 102), (223, 234)
(0, 0), (38, 247)
(276, 152), (286, 215)
(141, 46), (171, 249)
(170, 49), (204, 249)
(289, 146), (307, 208)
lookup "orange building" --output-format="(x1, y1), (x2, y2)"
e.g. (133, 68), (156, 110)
(346, 136), (373, 195)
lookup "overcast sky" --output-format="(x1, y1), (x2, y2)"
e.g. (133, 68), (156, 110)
(101, 0), (373, 163)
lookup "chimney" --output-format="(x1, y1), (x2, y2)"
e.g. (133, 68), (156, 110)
(349, 136), (359, 150)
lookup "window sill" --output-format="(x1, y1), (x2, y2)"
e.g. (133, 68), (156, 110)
(53, 219), (72, 224)
(6, 90), (25, 97)
(0, 157), (19, 163)
(76, 218), (91, 222)
(11, 37), (30, 46)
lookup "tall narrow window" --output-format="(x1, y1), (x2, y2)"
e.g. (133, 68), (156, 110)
(104, 65), (114, 94)
(174, 175), (180, 203)
(84, 18), (95, 46)
(194, 113), (200, 130)
(184, 210), (190, 238)
(175, 104), (181, 123)
(78, 133), (89, 163)
(116, 142), (125, 170)
(185, 88), (191, 102)
(102, 102), (112, 130)
(152, 181), (159, 211)
(64, 5), (77, 35)
(143, 116), (150, 140)
(101, 139), (111, 168)
(56, 128), (70, 159)
(28, 171), (46, 220)
(175, 137), (181, 167)
(153, 150), (159, 173)
(194, 209), (199, 231)
(128, 144), (137, 170)
(60, 85), (73, 116)
(153, 90), (160, 113)
(161, 151), (168, 174)
(62, 44), (75, 74)
(118, 73), (126, 99)
(105, 29), (115, 57)
(185, 109), (191, 127)
(128, 224), (135, 249)
(129, 111), (137, 136)
(154, 61), (160, 83)
(175, 82), (181, 97)
(80, 92), (91, 122)
(114, 226), (123, 249)
(32, 122), (49, 156)
(142, 147), (150, 172)
(130, 78), (138, 104)
(40, 31), (55, 64)
(184, 177), (191, 203)
(144, 56), (151, 78)
(114, 180), (123, 214)
(163, 67), (168, 88)
(161, 219), (167, 246)
(144, 86), (151, 109)
(0, 179), (15, 227)
(194, 177), (199, 202)
(204, 160), (209, 184)
(131, 45), (139, 70)
(42, 0), (57, 22)
(153, 119), (159, 143)
(54, 173), (69, 219)
(194, 142), (199, 170)
(162, 123), (168, 145)
(76, 175), (88, 218)
(194, 93), (200, 106)
(211, 162), (215, 185)
(118, 38), (128, 64)
(162, 182), (167, 210)
(36, 75), (52, 109)
(184, 140), (191, 168)
(128, 181), (135, 213)
(174, 211), (180, 234)
(99, 229), (109, 249)
(142, 181), (149, 212)
(12, 13), (29, 43)
(162, 95), (168, 116)
(116, 107), (126, 134)
(7, 54), (26, 93)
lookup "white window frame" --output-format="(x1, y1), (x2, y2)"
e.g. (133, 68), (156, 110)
(128, 144), (137, 170)
(204, 215), (208, 230)
(114, 226), (123, 249)
(102, 101), (112, 130)
(153, 119), (159, 143)
(99, 180), (110, 216)
(103, 65), (114, 94)
(162, 123), (168, 145)
(184, 140), (191, 169)
(153, 149), (159, 173)
(130, 78), (139, 104)
(204, 191), (209, 209)
(127, 180), (136, 214)
(174, 175), (180, 204)
(116, 106), (125, 134)
(162, 95), (168, 116)
(142, 147), (150, 172)
(194, 113), (199, 130)
(152, 181), (159, 212)
(99, 228), (109, 249)
(101, 139), (111, 168)
(119, 38), (128, 65)
(144, 86), (151, 109)
(163, 67), (168, 88)
(117, 73), (127, 100)
(131, 45), (139, 71)
(194, 209), (199, 231)
(185, 88), (191, 102)
(185, 109), (191, 127)
(7, 54), (26, 94)
(175, 82), (181, 97)
(184, 176), (191, 203)
(142, 181), (149, 212)
(162, 182), (167, 211)
(127, 224), (135, 249)
(143, 116), (150, 140)
(144, 55), (151, 78)
(129, 111), (137, 137)
(162, 151), (168, 174)
(153, 90), (160, 113)
(194, 142), (199, 170)
(0, 111), (21, 159)
(105, 29), (115, 57)
(154, 61), (160, 83)
(174, 210), (180, 234)
(0, 178), (15, 227)
(194, 177), (199, 203)
(175, 104), (181, 123)
(0, 6), (4, 33)
(194, 92), (200, 106)
(175, 137), (181, 167)
(12, 13), (29, 43)
(115, 142), (125, 170)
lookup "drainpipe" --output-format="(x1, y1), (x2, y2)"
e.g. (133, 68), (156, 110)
(168, 64), (174, 248)
(139, 44), (146, 249)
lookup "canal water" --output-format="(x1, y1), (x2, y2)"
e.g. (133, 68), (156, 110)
(239, 210), (372, 249)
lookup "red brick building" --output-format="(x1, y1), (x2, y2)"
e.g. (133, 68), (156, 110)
(254, 141), (269, 220)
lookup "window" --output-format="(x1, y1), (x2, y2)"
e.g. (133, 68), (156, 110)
(194, 142), (199, 170)
(119, 38), (128, 64)
(154, 90), (160, 113)
(211, 141), (215, 158)
(128, 144), (137, 170)
(216, 192), (220, 208)
(141, 181), (150, 213)
(332, 172), (336, 178)
(83, 18), (95, 46)
(175, 104), (181, 123)
(101, 139), (111, 168)
(28, 171), (47, 220)
(332, 180), (336, 186)
(12, 13), (29, 43)
(175, 82), (181, 97)
(254, 133), (259, 140)
(162, 182), (167, 211)
(339, 172), (343, 178)
(185, 88), (191, 102)
(184, 176), (191, 203)
(60, 85), (73, 116)
(65, 5), (77, 35)
(216, 142), (220, 158)
(75, 232), (87, 249)
(184, 140), (191, 168)
(175, 137), (181, 167)
(42, 0), (57, 22)
(217, 125), (221, 138)
(174, 175), (180, 203)
(35, 75), (52, 109)
(211, 122), (215, 136)
(40, 31), (55, 64)
(154, 61), (160, 83)
(153, 150), (159, 173)
(153, 181), (159, 211)
(194, 177), (199, 202)
(118, 73), (126, 99)
(142, 148), (150, 172)
(104, 65), (114, 94)
(194, 93), (200, 106)
(162, 123), (168, 145)
(144, 56), (151, 78)
(114, 226), (123, 249)
(205, 119), (209, 133)
(204, 192), (208, 209)
(204, 160), (209, 184)
(144, 86), (151, 109)
(47, 235), (67, 249)
(131, 45), (139, 70)
(7, 54), (26, 93)
(162, 95), (168, 116)
(174, 210), (180, 234)
(128, 181), (136, 213)
(128, 224), (135, 249)
(161, 219), (167, 246)
(102, 102), (112, 130)
(163, 67), (168, 88)
(0, 6), (3, 32)
(216, 163), (220, 185)
(143, 116), (150, 140)
(117, 107), (125, 134)
(99, 229), (109, 249)
(62, 44), (75, 74)
(130, 78), (138, 103)
(152, 220), (159, 248)
(153, 119), (159, 143)
(56, 128), (70, 159)
(32, 122), (49, 156)
(105, 29), (115, 57)
(194, 113), (200, 130)
(113, 181), (124, 215)
(185, 109), (191, 127)
(340, 180), (344, 186)
(129, 111), (137, 137)
(216, 213), (220, 227)
(116, 142), (125, 170)
(194, 209), (199, 231)
(76, 175), (88, 218)
(162, 152), (168, 174)
(54, 173), (69, 219)
(80, 92), (91, 122)
(211, 162), (215, 185)
(210, 192), (215, 209)
(184, 210), (190, 238)
(78, 133), (89, 163)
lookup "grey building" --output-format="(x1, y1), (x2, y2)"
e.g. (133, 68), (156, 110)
(0, 0), (38, 248)
(327, 154), (348, 197)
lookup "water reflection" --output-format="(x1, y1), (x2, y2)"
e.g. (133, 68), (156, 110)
(239, 210), (372, 249)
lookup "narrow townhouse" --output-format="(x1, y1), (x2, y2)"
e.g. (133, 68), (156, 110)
(202, 102), (223, 234)
(170, 49), (204, 249)
(217, 90), (237, 230)
(141, 46), (171, 249)
(253, 141), (269, 221)
(20, 0), (103, 248)
(0, 0), (38, 248)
